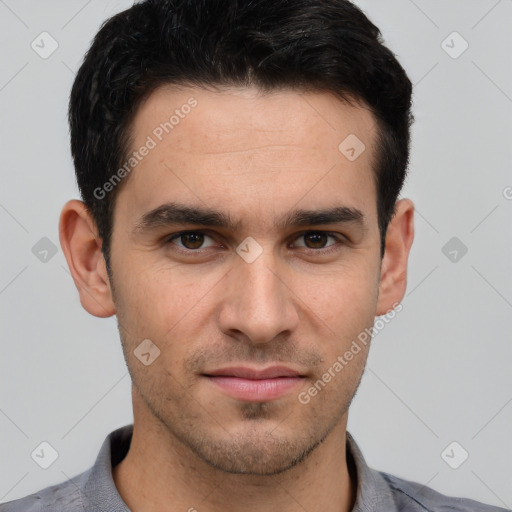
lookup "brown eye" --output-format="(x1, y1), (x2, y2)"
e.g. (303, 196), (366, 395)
(303, 232), (329, 249)
(180, 232), (204, 249)
(292, 231), (342, 251)
(169, 231), (216, 250)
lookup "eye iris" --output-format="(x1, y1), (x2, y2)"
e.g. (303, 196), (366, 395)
(305, 232), (328, 249)
(181, 233), (204, 249)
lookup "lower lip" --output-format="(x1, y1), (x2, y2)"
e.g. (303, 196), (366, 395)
(204, 376), (303, 401)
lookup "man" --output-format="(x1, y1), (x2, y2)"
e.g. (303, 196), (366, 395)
(1, 0), (507, 511)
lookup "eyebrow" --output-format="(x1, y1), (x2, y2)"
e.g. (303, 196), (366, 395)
(132, 201), (367, 235)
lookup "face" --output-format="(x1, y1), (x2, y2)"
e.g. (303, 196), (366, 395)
(107, 85), (384, 475)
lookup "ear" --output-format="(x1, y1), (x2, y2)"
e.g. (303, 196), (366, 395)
(59, 200), (115, 318)
(376, 198), (415, 316)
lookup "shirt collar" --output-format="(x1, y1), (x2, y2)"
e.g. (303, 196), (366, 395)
(346, 431), (397, 511)
(79, 424), (133, 511)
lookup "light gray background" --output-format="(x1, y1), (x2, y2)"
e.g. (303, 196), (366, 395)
(1, 0), (511, 508)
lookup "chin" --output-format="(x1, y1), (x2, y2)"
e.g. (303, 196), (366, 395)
(179, 422), (326, 476)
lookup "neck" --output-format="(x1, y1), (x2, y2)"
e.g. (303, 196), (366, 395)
(113, 399), (356, 512)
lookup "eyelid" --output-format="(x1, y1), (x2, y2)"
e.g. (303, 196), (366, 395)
(167, 230), (215, 241)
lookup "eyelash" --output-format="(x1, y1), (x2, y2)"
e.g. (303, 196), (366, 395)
(164, 230), (347, 256)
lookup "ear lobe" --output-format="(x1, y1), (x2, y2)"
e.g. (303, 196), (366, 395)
(59, 199), (116, 318)
(376, 198), (415, 316)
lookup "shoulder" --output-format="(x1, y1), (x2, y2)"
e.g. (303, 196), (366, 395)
(381, 471), (510, 512)
(0, 424), (132, 512)
(0, 472), (85, 512)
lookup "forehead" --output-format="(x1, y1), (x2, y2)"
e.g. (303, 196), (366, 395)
(115, 84), (379, 233)
(134, 84), (376, 156)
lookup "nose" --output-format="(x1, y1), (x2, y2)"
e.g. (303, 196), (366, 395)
(217, 249), (300, 345)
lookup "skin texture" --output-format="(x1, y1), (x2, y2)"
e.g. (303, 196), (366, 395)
(59, 85), (414, 512)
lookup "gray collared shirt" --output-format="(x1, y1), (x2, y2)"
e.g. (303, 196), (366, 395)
(0, 424), (508, 511)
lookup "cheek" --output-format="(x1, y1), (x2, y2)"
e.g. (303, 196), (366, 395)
(297, 262), (379, 329)
(114, 258), (224, 340)
(291, 264), (379, 376)
(112, 264), (218, 386)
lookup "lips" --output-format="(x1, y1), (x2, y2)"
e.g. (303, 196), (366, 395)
(203, 366), (305, 402)
(204, 366), (302, 379)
